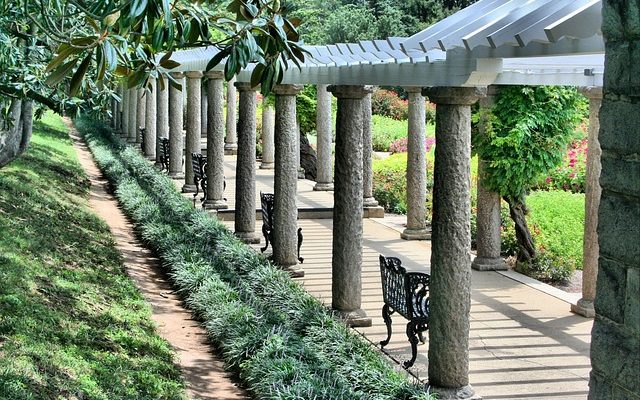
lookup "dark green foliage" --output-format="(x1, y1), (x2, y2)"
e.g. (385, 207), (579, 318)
(296, 85), (317, 134)
(472, 86), (585, 203)
(0, 113), (186, 400)
(79, 118), (433, 400)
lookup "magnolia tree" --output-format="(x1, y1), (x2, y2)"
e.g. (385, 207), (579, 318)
(472, 86), (585, 263)
(0, 0), (306, 168)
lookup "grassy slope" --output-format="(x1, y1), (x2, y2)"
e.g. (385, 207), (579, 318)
(0, 113), (186, 400)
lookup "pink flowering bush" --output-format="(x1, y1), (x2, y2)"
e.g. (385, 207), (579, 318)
(537, 138), (588, 193)
(389, 137), (436, 154)
(372, 89), (408, 120)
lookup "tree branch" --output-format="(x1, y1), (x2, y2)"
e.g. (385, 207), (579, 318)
(0, 84), (62, 114)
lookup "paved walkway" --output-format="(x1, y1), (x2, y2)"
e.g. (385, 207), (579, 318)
(175, 155), (593, 400)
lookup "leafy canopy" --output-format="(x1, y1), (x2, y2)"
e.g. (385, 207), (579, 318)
(472, 86), (586, 203)
(0, 0), (306, 118)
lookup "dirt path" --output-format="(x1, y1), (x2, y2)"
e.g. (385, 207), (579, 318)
(67, 119), (248, 400)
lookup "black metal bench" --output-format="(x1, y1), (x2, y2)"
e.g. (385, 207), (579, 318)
(158, 138), (170, 172)
(379, 254), (430, 368)
(260, 192), (303, 263)
(191, 153), (207, 207)
(139, 127), (146, 152)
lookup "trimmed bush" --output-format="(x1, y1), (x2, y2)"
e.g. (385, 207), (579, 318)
(372, 89), (408, 120)
(78, 118), (432, 400)
(371, 115), (407, 151)
(535, 137), (588, 193)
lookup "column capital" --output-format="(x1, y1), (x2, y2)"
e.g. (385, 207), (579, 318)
(185, 71), (203, 79)
(328, 85), (374, 99)
(170, 71), (184, 79)
(205, 70), (224, 79)
(404, 86), (424, 94)
(234, 81), (259, 91)
(273, 84), (303, 96)
(423, 86), (487, 105)
(579, 86), (603, 100)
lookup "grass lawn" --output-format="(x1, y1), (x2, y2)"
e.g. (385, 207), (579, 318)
(0, 113), (186, 400)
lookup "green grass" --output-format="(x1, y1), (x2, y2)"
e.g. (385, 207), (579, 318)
(527, 190), (585, 272)
(371, 115), (435, 152)
(0, 113), (186, 400)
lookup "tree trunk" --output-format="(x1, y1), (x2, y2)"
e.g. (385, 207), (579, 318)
(300, 130), (317, 180)
(505, 196), (537, 263)
(0, 98), (33, 169)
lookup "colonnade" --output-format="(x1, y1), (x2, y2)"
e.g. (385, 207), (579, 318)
(110, 72), (603, 399)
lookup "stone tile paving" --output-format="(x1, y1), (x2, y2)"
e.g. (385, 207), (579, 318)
(174, 156), (593, 400)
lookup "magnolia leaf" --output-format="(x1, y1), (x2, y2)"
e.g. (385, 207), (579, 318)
(45, 59), (78, 87)
(69, 54), (92, 97)
(103, 10), (120, 27)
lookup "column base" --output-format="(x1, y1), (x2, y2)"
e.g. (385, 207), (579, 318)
(224, 143), (238, 155)
(169, 172), (185, 180)
(471, 256), (508, 271)
(363, 197), (379, 207)
(334, 308), (372, 327)
(283, 264), (305, 278)
(298, 168), (306, 179)
(427, 384), (481, 400)
(259, 162), (274, 169)
(182, 184), (198, 193)
(571, 298), (595, 318)
(235, 231), (260, 244)
(401, 227), (431, 240)
(313, 182), (334, 191)
(364, 206), (385, 218)
(203, 199), (229, 210)
(127, 137), (137, 144)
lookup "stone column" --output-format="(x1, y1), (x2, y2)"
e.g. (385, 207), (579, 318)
(401, 87), (430, 240)
(155, 76), (169, 168)
(328, 85), (373, 328)
(589, 4), (640, 397)
(144, 77), (157, 159)
(272, 84), (304, 277)
(168, 72), (184, 179)
(296, 122), (305, 179)
(201, 84), (208, 137)
(225, 76), (238, 154)
(362, 92), (384, 217)
(234, 82), (260, 244)
(119, 84), (128, 136)
(472, 87), (507, 270)
(127, 88), (138, 143)
(260, 99), (275, 169)
(203, 71), (228, 210)
(182, 71), (203, 193)
(314, 84), (334, 191)
(423, 86), (485, 400)
(571, 87), (603, 318)
(135, 88), (146, 143)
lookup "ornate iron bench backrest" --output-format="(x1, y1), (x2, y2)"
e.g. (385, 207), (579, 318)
(260, 192), (275, 232)
(191, 153), (206, 181)
(159, 138), (170, 170)
(379, 255), (430, 321)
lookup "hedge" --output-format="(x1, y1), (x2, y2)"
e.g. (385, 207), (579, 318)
(77, 117), (432, 400)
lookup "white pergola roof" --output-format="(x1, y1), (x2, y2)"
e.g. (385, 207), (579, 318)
(168, 0), (604, 88)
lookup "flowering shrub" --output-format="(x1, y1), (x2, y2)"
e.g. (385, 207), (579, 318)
(537, 138), (588, 193)
(389, 137), (435, 154)
(372, 153), (434, 220)
(372, 89), (408, 120)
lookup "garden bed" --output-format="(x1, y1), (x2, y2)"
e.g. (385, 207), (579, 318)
(78, 117), (432, 400)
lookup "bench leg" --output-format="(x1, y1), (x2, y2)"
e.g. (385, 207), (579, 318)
(260, 224), (270, 253)
(297, 227), (304, 263)
(200, 180), (207, 205)
(404, 321), (419, 369)
(380, 304), (393, 348)
(192, 178), (200, 208)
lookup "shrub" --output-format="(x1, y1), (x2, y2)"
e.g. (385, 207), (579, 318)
(372, 89), (408, 120)
(78, 118), (432, 400)
(371, 115), (407, 151)
(373, 153), (433, 220)
(389, 137), (435, 154)
(536, 138), (588, 193)
(297, 85), (317, 134)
